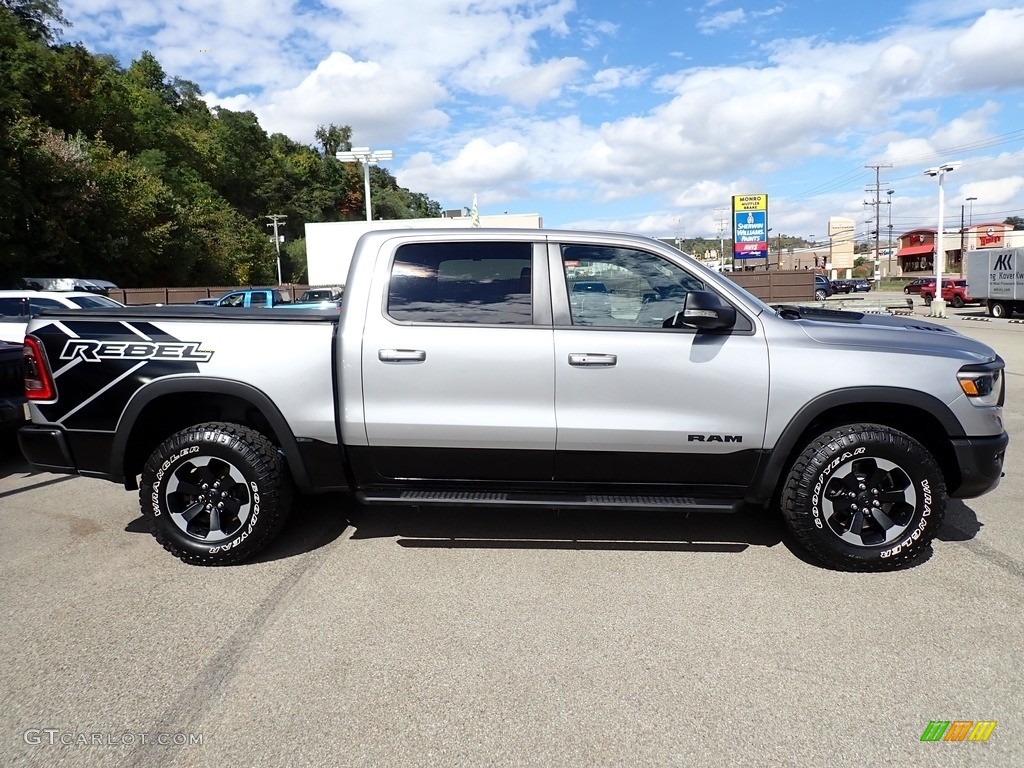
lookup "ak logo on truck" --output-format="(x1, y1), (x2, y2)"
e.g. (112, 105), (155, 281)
(59, 339), (213, 363)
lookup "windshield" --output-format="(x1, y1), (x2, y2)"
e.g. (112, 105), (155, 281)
(68, 295), (123, 309)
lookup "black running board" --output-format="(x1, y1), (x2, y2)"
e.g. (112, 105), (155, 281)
(356, 489), (743, 513)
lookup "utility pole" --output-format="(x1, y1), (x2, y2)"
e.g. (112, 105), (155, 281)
(265, 214), (287, 286)
(886, 190), (894, 278)
(865, 163), (892, 284)
(715, 207), (728, 270)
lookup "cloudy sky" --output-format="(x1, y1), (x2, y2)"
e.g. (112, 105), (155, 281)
(59, 0), (1024, 242)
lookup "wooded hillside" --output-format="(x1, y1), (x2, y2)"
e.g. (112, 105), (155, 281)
(0, 0), (441, 287)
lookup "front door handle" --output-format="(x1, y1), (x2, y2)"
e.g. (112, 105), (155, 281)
(568, 353), (617, 367)
(379, 349), (426, 363)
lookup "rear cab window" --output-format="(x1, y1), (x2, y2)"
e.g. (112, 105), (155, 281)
(387, 241), (534, 325)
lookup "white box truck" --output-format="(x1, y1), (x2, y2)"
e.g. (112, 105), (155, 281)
(966, 247), (1024, 317)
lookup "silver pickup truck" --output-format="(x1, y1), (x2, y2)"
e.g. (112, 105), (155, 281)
(18, 228), (1008, 570)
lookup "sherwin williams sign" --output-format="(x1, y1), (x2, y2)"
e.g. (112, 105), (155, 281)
(732, 194), (768, 260)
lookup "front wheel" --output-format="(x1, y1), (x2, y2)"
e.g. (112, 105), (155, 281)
(951, 295), (965, 309)
(140, 422), (292, 565)
(922, 293), (932, 306)
(989, 301), (1007, 318)
(780, 424), (946, 571)
(903, 286), (911, 294)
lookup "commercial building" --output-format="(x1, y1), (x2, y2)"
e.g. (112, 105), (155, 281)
(894, 222), (1024, 277)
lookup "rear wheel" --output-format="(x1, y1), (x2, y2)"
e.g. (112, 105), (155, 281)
(815, 289), (827, 301)
(140, 422), (292, 565)
(781, 424), (946, 571)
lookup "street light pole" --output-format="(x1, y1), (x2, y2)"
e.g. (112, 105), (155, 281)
(924, 162), (961, 318)
(265, 214), (286, 285)
(335, 147), (394, 223)
(886, 190), (894, 278)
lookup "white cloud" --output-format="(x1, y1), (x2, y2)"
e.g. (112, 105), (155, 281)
(697, 9), (746, 35)
(56, 1), (1024, 236)
(207, 53), (449, 144)
(961, 176), (1024, 208)
(948, 8), (1024, 90)
(580, 66), (652, 96)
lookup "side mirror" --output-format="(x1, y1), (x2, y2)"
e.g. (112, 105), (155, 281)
(666, 291), (737, 330)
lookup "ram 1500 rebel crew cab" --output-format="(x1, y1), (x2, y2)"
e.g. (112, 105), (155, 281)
(17, 229), (1008, 571)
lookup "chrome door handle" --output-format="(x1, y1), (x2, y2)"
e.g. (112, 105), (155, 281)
(568, 353), (617, 367)
(378, 349), (426, 362)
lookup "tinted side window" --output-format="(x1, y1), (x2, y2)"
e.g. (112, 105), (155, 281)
(388, 242), (533, 325)
(28, 298), (65, 316)
(67, 296), (121, 309)
(0, 298), (29, 318)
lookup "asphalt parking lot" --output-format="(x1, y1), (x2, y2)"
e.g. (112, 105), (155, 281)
(1, 294), (1022, 767)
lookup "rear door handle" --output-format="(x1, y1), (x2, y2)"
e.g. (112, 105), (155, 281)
(378, 349), (426, 363)
(568, 353), (617, 367)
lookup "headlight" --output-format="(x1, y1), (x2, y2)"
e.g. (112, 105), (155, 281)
(957, 363), (1004, 407)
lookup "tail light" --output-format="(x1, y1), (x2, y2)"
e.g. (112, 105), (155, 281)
(23, 336), (56, 401)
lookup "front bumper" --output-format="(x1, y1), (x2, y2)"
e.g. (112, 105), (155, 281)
(17, 424), (78, 475)
(950, 432), (1008, 498)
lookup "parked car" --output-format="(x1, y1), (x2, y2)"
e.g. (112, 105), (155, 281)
(830, 278), (872, 294)
(297, 287), (343, 303)
(0, 290), (125, 343)
(920, 279), (974, 309)
(201, 289), (291, 308)
(15, 277), (118, 295)
(813, 274), (833, 301)
(903, 278), (931, 295)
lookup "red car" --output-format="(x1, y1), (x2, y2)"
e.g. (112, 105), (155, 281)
(903, 278), (931, 294)
(920, 278), (974, 308)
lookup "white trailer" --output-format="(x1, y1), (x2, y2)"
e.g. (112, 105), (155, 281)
(965, 247), (1024, 318)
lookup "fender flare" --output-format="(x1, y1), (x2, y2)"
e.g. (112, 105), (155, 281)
(111, 377), (315, 490)
(747, 386), (964, 503)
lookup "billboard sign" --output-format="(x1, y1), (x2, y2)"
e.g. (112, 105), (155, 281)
(732, 194), (768, 260)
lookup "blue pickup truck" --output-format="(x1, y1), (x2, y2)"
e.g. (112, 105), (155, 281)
(196, 289), (291, 308)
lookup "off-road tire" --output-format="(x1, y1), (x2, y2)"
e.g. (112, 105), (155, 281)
(781, 424), (946, 571)
(140, 422), (292, 565)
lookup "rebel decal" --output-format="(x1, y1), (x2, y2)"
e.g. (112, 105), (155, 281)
(59, 339), (213, 363)
(34, 319), (212, 430)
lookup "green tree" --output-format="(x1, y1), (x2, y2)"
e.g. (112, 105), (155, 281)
(1004, 216), (1024, 231)
(0, 0), (67, 42)
(0, 2), (442, 287)
(314, 123), (351, 157)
